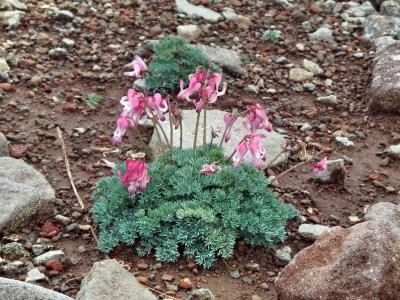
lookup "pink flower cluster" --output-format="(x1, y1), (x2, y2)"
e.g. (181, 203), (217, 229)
(177, 68), (227, 112)
(118, 159), (150, 195)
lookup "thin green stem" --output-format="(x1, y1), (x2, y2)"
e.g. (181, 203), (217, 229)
(154, 117), (171, 150)
(193, 111), (201, 149)
(166, 97), (173, 148)
(203, 106), (207, 146)
(219, 125), (229, 147)
(151, 118), (165, 152)
(179, 119), (183, 149)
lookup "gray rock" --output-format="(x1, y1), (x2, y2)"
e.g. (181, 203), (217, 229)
(298, 223), (331, 241)
(274, 246), (292, 263)
(316, 94), (338, 106)
(244, 84), (259, 94)
(76, 259), (157, 300)
(302, 59), (323, 75)
(386, 144), (400, 158)
(55, 10), (74, 22)
(314, 159), (345, 184)
(177, 24), (202, 40)
(61, 38), (75, 48)
(374, 36), (396, 52)
(133, 79), (147, 92)
(25, 267), (47, 283)
(32, 244), (47, 256)
(33, 250), (65, 265)
(309, 27), (335, 43)
(0, 277), (73, 300)
(345, 1), (376, 18)
(0, 10), (25, 28)
(0, 242), (29, 257)
(335, 136), (354, 147)
(230, 269), (240, 279)
(149, 109), (288, 167)
(275, 218), (400, 299)
(363, 15), (400, 42)
(289, 68), (313, 82)
(380, 0), (400, 16)
(303, 83), (316, 92)
(369, 42), (400, 112)
(0, 57), (10, 81)
(189, 288), (215, 300)
(49, 48), (68, 59)
(0, 157), (55, 231)
(139, 40), (245, 75)
(175, 0), (223, 22)
(2, 260), (24, 275)
(365, 202), (400, 225)
(0, 132), (9, 156)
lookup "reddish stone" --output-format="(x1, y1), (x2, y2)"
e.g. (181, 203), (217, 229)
(161, 274), (174, 282)
(0, 83), (13, 92)
(10, 144), (28, 158)
(179, 278), (193, 290)
(40, 221), (59, 238)
(136, 275), (149, 285)
(45, 259), (64, 271)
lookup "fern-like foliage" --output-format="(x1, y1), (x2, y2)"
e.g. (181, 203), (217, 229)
(144, 37), (211, 94)
(92, 146), (298, 268)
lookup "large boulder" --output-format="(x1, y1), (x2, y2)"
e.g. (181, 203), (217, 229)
(76, 259), (157, 300)
(275, 203), (400, 299)
(0, 157), (55, 231)
(369, 41), (400, 112)
(363, 15), (400, 43)
(0, 277), (73, 300)
(149, 109), (288, 167)
(0, 132), (9, 156)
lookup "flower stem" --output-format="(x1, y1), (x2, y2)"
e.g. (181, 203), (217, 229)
(270, 161), (307, 184)
(179, 119), (183, 149)
(219, 125), (228, 147)
(227, 137), (245, 161)
(193, 111), (201, 149)
(155, 117), (171, 150)
(166, 97), (174, 148)
(262, 148), (286, 170)
(203, 106), (207, 146)
(151, 118), (165, 152)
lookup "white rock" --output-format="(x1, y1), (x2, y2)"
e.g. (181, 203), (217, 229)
(175, 0), (223, 22)
(61, 38), (75, 48)
(149, 109), (288, 167)
(1, 0), (27, 10)
(33, 250), (65, 265)
(177, 24), (201, 40)
(0, 10), (25, 28)
(309, 27), (335, 43)
(289, 68), (313, 82)
(25, 268), (47, 283)
(274, 246), (292, 263)
(316, 95), (338, 106)
(335, 136), (354, 147)
(298, 224), (331, 241)
(0, 132), (9, 156)
(302, 59), (323, 75)
(314, 159), (346, 183)
(386, 144), (400, 159)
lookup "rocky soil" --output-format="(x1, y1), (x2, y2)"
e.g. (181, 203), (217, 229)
(1, 0), (400, 299)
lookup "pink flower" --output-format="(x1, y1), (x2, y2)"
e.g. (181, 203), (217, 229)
(313, 157), (328, 174)
(245, 104), (273, 133)
(233, 134), (267, 170)
(146, 93), (168, 121)
(123, 55), (148, 78)
(112, 116), (130, 145)
(223, 113), (238, 142)
(118, 159), (150, 195)
(120, 89), (146, 121)
(203, 73), (227, 103)
(177, 77), (201, 102)
(200, 162), (222, 175)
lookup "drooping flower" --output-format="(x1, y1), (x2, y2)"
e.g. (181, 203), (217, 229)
(233, 134), (267, 170)
(177, 68), (227, 111)
(223, 112), (238, 143)
(112, 116), (130, 145)
(120, 88), (146, 121)
(200, 162), (222, 175)
(118, 159), (150, 196)
(313, 157), (328, 174)
(244, 104), (273, 133)
(146, 93), (168, 121)
(123, 55), (148, 78)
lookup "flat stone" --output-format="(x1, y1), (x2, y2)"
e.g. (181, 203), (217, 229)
(25, 267), (47, 283)
(149, 109), (288, 167)
(0, 277), (72, 299)
(335, 136), (354, 147)
(177, 24), (201, 40)
(275, 217), (400, 299)
(308, 27), (335, 43)
(314, 158), (345, 184)
(175, 0), (223, 22)
(274, 246), (292, 264)
(369, 42), (400, 112)
(302, 59), (323, 75)
(0, 10), (25, 28)
(48, 48), (68, 59)
(55, 10), (74, 22)
(316, 95), (338, 106)
(76, 259), (157, 300)
(0, 157), (55, 231)
(289, 68), (313, 82)
(189, 288), (215, 300)
(298, 223), (330, 241)
(33, 250), (65, 265)
(0, 132), (9, 156)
